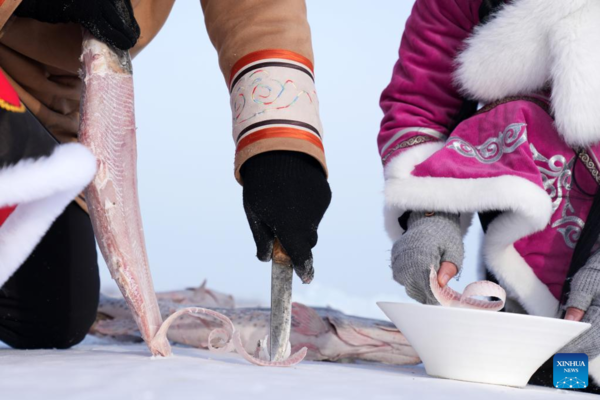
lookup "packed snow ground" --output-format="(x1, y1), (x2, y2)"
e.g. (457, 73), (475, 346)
(0, 336), (593, 400)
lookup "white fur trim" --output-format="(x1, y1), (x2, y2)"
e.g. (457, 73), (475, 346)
(386, 167), (558, 316)
(383, 142), (444, 241)
(0, 143), (96, 286)
(550, 0), (600, 147)
(455, 0), (600, 147)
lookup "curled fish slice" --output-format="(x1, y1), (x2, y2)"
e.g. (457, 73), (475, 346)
(232, 331), (307, 367)
(429, 267), (506, 311)
(459, 279), (506, 311)
(151, 307), (307, 367)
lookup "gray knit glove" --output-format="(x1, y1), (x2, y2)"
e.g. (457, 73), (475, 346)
(561, 250), (600, 359)
(391, 212), (464, 304)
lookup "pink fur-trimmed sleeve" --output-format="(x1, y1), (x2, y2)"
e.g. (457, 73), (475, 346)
(378, 0), (483, 165)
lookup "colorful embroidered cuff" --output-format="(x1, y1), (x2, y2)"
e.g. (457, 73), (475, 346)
(229, 49), (327, 184)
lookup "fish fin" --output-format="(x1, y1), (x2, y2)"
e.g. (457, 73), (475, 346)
(184, 280), (206, 291)
(327, 316), (386, 347)
(374, 324), (413, 346)
(375, 324), (400, 333)
(185, 280), (208, 293)
(291, 302), (330, 335)
(291, 343), (320, 360)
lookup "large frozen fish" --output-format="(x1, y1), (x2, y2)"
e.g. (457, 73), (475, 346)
(93, 290), (421, 365)
(79, 32), (170, 356)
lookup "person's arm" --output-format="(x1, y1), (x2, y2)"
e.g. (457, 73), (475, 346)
(380, 0), (483, 241)
(561, 250), (600, 385)
(201, 0), (313, 84)
(0, 70), (96, 287)
(14, 0), (141, 50)
(392, 212), (464, 304)
(201, 0), (325, 180)
(201, 0), (330, 283)
(382, 0), (483, 293)
(379, 0), (483, 166)
(129, 0), (175, 58)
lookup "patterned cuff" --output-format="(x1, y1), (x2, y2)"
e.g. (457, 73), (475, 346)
(379, 127), (447, 165)
(229, 49), (327, 183)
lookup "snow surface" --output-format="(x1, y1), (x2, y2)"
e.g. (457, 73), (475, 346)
(0, 336), (593, 400)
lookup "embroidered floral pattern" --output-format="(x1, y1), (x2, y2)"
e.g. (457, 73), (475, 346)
(530, 144), (583, 249)
(381, 135), (437, 164)
(446, 123), (528, 164)
(578, 151), (600, 187)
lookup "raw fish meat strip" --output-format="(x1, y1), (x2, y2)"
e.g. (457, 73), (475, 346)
(430, 267), (506, 311)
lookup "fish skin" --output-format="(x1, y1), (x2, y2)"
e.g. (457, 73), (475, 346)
(79, 32), (170, 357)
(93, 291), (421, 365)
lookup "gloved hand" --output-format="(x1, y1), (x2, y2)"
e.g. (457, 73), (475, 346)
(241, 151), (331, 284)
(560, 250), (600, 359)
(15, 0), (140, 50)
(392, 212), (464, 304)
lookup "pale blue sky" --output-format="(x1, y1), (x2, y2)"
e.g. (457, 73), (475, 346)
(99, 0), (483, 318)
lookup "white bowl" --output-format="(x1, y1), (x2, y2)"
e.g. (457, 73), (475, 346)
(378, 302), (591, 387)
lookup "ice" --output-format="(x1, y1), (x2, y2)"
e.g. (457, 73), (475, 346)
(0, 336), (590, 400)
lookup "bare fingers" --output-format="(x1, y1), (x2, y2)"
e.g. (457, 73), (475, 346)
(565, 307), (585, 322)
(438, 262), (459, 287)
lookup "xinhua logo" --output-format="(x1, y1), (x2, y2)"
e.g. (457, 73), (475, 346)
(553, 353), (588, 389)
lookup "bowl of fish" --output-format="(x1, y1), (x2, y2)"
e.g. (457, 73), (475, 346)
(377, 302), (591, 387)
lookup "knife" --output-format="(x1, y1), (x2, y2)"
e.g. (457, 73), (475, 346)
(270, 238), (293, 362)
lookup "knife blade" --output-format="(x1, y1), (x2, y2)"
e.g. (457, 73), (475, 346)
(269, 238), (293, 362)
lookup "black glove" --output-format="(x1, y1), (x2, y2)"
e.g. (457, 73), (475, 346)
(15, 0), (140, 51)
(241, 151), (331, 284)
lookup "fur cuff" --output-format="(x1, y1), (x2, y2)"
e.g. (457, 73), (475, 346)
(455, 0), (600, 147)
(0, 143), (96, 286)
(383, 142), (445, 241)
(384, 143), (558, 316)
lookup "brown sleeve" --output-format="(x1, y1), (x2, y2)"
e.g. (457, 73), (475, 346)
(201, 0), (327, 183)
(0, 0), (175, 72)
(201, 0), (314, 84)
(130, 0), (176, 58)
(0, 0), (21, 32)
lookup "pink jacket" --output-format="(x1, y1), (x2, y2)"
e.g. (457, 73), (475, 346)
(378, 0), (483, 165)
(380, 0), (600, 318)
(382, 0), (600, 382)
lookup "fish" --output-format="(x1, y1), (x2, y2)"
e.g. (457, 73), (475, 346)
(78, 33), (303, 366)
(429, 267), (506, 311)
(92, 290), (421, 365)
(156, 281), (235, 308)
(79, 32), (170, 357)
